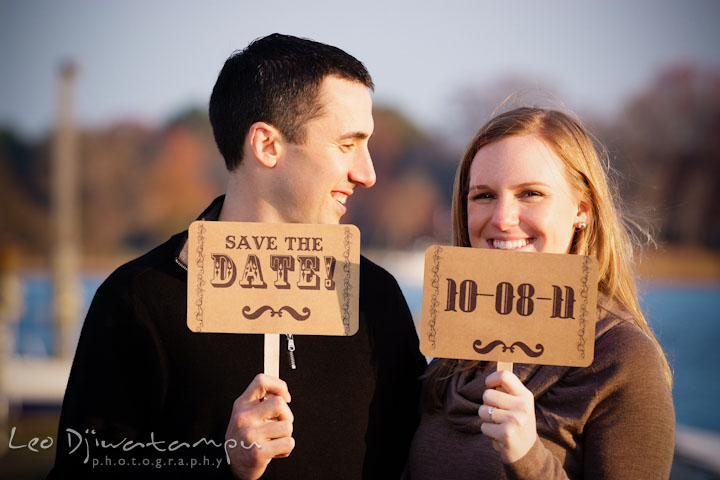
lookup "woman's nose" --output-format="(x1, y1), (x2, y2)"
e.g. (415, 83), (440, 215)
(491, 197), (519, 231)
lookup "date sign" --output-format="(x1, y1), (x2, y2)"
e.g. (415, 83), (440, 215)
(187, 221), (360, 336)
(420, 246), (598, 366)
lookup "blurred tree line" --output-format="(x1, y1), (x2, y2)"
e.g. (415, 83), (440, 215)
(1, 63), (719, 264)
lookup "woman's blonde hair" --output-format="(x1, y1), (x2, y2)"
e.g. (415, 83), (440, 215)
(427, 107), (671, 405)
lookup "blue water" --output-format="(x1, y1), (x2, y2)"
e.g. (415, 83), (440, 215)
(10, 273), (720, 433)
(640, 283), (720, 433)
(13, 272), (106, 357)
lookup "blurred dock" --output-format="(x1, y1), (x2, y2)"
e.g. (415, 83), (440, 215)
(4, 357), (71, 405)
(674, 425), (720, 478)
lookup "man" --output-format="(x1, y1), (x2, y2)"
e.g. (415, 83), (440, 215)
(49, 34), (426, 479)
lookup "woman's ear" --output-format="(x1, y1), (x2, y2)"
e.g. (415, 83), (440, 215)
(576, 200), (590, 227)
(247, 122), (283, 168)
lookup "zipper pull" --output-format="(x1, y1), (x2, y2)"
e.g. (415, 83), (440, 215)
(286, 334), (297, 370)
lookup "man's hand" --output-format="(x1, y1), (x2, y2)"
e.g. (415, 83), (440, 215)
(225, 374), (295, 479)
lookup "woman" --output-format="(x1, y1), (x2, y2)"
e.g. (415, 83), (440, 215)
(408, 107), (674, 479)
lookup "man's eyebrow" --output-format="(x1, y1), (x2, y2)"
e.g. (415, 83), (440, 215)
(338, 131), (371, 140)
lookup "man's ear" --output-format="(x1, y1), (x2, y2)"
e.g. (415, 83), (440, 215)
(247, 122), (283, 168)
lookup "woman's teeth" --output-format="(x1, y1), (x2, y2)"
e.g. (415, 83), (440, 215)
(492, 239), (530, 250)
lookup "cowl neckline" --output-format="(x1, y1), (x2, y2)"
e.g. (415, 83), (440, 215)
(443, 297), (623, 434)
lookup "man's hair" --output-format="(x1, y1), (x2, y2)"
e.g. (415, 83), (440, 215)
(209, 33), (374, 170)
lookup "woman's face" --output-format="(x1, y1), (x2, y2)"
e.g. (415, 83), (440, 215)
(466, 134), (588, 254)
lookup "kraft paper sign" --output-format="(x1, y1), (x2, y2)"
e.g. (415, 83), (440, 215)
(420, 246), (598, 367)
(187, 221), (360, 336)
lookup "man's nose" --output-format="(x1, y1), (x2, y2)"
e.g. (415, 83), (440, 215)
(491, 197), (519, 230)
(349, 147), (376, 188)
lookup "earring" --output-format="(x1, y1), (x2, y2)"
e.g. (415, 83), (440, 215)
(577, 221), (587, 230)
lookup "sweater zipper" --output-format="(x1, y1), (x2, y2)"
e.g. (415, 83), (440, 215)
(286, 334), (297, 370)
(178, 255), (297, 369)
(175, 257), (188, 271)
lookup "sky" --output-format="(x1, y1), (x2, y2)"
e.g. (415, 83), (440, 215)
(1, 0), (719, 138)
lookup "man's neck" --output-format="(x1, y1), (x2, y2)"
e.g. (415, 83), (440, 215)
(219, 167), (286, 223)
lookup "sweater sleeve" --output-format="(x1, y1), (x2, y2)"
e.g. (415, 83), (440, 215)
(361, 259), (427, 478)
(505, 321), (675, 480)
(505, 437), (570, 480)
(580, 322), (675, 479)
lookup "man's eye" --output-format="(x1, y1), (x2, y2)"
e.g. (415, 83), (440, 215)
(341, 144), (355, 151)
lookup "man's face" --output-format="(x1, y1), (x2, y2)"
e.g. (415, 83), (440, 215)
(274, 76), (376, 224)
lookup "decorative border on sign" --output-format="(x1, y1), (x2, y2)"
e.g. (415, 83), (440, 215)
(341, 227), (352, 335)
(195, 223), (206, 332)
(576, 256), (591, 359)
(428, 245), (442, 349)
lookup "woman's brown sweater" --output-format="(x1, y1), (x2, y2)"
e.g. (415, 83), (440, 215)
(408, 302), (675, 479)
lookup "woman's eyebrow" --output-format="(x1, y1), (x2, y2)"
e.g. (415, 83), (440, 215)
(469, 182), (550, 191)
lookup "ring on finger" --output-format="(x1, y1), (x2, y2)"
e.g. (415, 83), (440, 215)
(488, 406), (496, 424)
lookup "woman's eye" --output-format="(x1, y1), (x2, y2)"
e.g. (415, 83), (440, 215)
(470, 192), (493, 201)
(521, 190), (543, 198)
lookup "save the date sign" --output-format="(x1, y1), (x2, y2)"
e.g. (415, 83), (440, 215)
(187, 221), (360, 336)
(421, 246), (598, 366)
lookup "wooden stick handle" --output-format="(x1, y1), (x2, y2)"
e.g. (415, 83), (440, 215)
(495, 361), (513, 392)
(496, 361), (513, 372)
(492, 361), (514, 452)
(264, 333), (280, 378)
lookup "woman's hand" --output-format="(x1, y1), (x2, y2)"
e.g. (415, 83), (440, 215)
(478, 369), (538, 464)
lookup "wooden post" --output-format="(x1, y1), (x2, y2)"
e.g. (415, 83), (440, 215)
(52, 60), (82, 359)
(0, 247), (23, 456)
